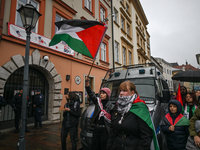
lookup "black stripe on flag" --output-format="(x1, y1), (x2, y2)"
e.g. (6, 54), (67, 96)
(55, 19), (104, 30)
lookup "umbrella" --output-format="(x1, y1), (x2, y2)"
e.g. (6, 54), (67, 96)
(172, 71), (200, 82)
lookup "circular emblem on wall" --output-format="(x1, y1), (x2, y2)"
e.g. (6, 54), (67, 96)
(75, 76), (81, 85)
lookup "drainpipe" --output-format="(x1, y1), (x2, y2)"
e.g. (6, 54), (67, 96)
(0, 0), (5, 42)
(111, 0), (115, 71)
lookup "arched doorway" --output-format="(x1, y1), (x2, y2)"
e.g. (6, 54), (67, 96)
(1, 67), (49, 129)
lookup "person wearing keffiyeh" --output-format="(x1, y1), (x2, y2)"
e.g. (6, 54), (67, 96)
(107, 81), (157, 150)
(85, 77), (114, 150)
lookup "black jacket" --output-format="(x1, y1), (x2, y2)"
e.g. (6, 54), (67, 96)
(33, 93), (44, 108)
(108, 105), (152, 150)
(85, 86), (114, 132)
(10, 93), (23, 110)
(0, 96), (7, 110)
(62, 100), (81, 128)
(160, 100), (189, 150)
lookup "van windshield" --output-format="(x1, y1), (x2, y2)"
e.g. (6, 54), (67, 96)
(104, 78), (155, 101)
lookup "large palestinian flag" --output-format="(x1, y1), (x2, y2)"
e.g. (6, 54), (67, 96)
(130, 96), (160, 150)
(49, 19), (107, 58)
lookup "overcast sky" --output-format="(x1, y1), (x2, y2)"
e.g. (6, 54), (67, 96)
(140, 0), (200, 68)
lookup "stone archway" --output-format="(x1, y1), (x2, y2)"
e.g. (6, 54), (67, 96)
(0, 49), (62, 122)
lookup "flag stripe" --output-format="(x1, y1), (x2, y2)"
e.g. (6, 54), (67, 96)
(55, 19), (104, 30)
(50, 34), (92, 57)
(77, 24), (107, 58)
(130, 102), (160, 150)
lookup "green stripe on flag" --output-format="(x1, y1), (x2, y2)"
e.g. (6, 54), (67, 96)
(175, 116), (189, 126)
(130, 102), (160, 150)
(49, 34), (92, 58)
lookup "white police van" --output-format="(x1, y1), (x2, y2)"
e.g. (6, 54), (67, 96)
(80, 63), (170, 150)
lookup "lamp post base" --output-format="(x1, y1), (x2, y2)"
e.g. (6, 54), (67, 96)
(18, 138), (26, 150)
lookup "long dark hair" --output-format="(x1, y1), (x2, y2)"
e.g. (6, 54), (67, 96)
(68, 92), (76, 101)
(186, 92), (198, 106)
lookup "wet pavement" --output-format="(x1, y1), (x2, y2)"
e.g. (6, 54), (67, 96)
(0, 122), (83, 150)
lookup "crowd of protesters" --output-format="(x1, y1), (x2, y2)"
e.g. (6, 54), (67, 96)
(1, 81), (200, 150)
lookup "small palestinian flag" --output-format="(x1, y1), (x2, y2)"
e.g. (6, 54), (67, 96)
(176, 83), (183, 106)
(49, 19), (107, 59)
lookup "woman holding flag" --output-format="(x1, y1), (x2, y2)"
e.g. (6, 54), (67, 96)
(85, 77), (113, 150)
(160, 99), (189, 150)
(107, 81), (159, 150)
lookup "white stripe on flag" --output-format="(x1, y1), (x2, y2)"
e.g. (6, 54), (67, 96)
(56, 24), (84, 41)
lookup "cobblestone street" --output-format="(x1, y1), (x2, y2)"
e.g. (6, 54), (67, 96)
(0, 123), (83, 150)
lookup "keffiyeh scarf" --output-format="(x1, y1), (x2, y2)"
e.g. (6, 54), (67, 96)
(97, 97), (111, 123)
(117, 93), (137, 124)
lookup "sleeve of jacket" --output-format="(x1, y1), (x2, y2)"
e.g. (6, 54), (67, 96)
(136, 116), (153, 150)
(10, 95), (17, 109)
(85, 86), (98, 104)
(0, 96), (7, 107)
(107, 109), (116, 149)
(189, 108), (200, 137)
(161, 125), (171, 134)
(69, 102), (81, 118)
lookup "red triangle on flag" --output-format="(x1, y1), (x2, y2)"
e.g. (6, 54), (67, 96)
(176, 83), (183, 106)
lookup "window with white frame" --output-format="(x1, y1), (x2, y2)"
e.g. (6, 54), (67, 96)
(16, 0), (39, 33)
(85, 0), (92, 11)
(115, 41), (119, 63)
(128, 51), (132, 65)
(114, 8), (118, 23)
(123, 47), (126, 65)
(121, 17), (124, 30)
(101, 43), (106, 61)
(100, 6), (105, 22)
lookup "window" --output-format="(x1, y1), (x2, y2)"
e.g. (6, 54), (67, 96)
(114, 8), (118, 23)
(55, 14), (66, 33)
(121, 17), (124, 30)
(137, 33), (139, 44)
(123, 47), (126, 65)
(100, 6), (105, 22)
(128, 51), (132, 65)
(101, 43), (106, 61)
(127, 24), (130, 36)
(85, 0), (92, 11)
(16, 0), (39, 33)
(126, 4), (129, 12)
(138, 56), (140, 64)
(115, 41), (119, 63)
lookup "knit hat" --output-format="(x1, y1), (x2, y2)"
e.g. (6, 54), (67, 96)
(100, 87), (111, 98)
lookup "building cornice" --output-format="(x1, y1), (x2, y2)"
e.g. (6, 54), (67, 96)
(131, 0), (148, 26)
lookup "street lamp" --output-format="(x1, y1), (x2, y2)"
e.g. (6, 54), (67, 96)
(17, 2), (41, 150)
(196, 54), (200, 65)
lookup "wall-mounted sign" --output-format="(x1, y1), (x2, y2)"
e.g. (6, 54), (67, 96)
(75, 76), (81, 85)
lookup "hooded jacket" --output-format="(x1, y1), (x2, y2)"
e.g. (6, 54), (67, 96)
(189, 100), (200, 137)
(85, 86), (114, 132)
(160, 100), (189, 150)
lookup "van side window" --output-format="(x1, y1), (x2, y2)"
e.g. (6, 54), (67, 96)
(156, 79), (163, 97)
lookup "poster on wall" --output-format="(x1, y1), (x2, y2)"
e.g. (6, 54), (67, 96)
(8, 23), (75, 56)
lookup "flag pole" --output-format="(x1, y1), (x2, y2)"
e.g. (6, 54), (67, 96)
(87, 59), (95, 77)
